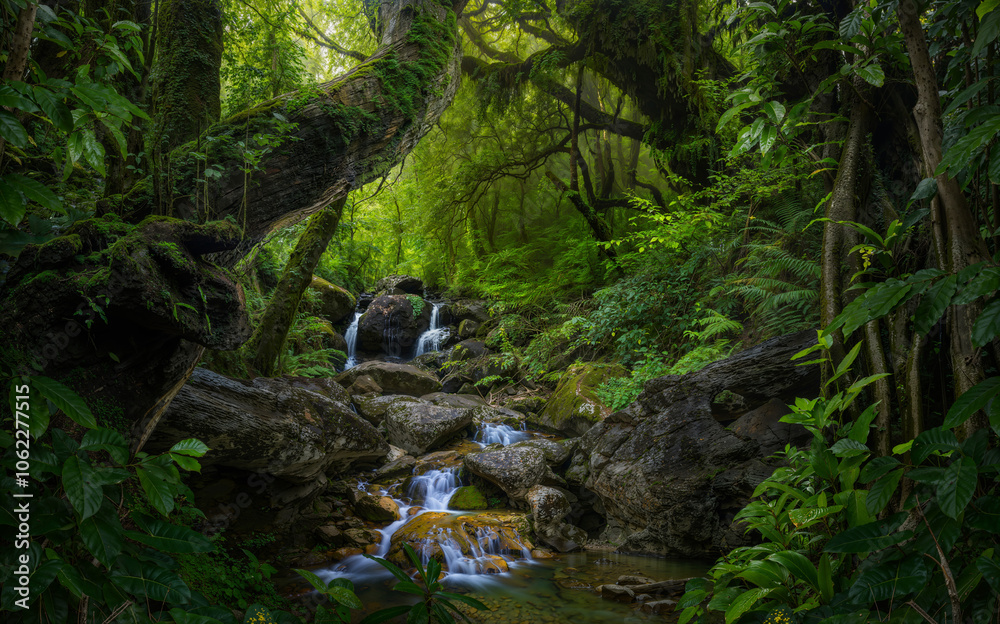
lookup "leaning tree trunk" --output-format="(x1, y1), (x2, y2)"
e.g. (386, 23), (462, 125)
(245, 198), (346, 376)
(0, 0), (468, 444)
(0, 2), (37, 170)
(898, 0), (991, 437)
(130, 0), (465, 260)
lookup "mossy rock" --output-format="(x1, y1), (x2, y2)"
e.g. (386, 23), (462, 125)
(449, 485), (488, 510)
(529, 363), (627, 437)
(305, 276), (356, 324)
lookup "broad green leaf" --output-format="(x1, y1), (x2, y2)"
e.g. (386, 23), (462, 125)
(62, 454), (103, 520)
(846, 404), (879, 445)
(725, 587), (774, 624)
(0, 178), (27, 226)
(170, 452), (202, 472)
(760, 124), (777, 153)
(80, 427), (128, 465)
(830, 438), (869, 458)
(938, 456), (978, 519)
(839, 7), (864, 38)
(788, 505), (843, 529)
(137, 465), (176, 515)
(857, 63), (884, 87)
(407, 601), (429, 624)
(912, 427), (960, 464)
(79, 507), (124, 566)
(849, 557), (930, 602)
(4, 174), (62, 212)
(978, 555), (1000, 594)
(908, 178), (938, 203)
(80, 129), (106, 176)
(325, 586), (362, 609)
(111, 562), (191, 602)
(954, 267), (1000, 305)
(971, 10), (1000, 57)
(865, 468), (902, 516)
(363, 553), (411, 583)
(825, 516), (910, 553)
(294, 568), (328, 594)
(0, 110), (28, 146)
(913, 274), (957, 335)
(860, 456), (901, 483)
(32, 86), (75, 133)
(972, 298), (1000, 347)
(0, 84), (37, 111)
(768, 551), (818, 591)
(979, 0), (1000, 19)
(817, 553), (834, 603)
(945, 82), (990, 114)
(170, 438), (210, 457)
(128, 513), (213, 553)
(31, 376), (97, 428)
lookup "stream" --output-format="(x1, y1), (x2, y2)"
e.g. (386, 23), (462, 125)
(307, 422), (709, 622)
(305, 303), (710, 622)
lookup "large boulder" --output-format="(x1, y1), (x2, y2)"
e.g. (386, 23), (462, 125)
(335, 361), (442, 397)
(305, 276), (356, 324)
(373, 274), (423, 295)
(464, 445), (550, 501)
(450, 299), (491, 323)
(352, 394), (422, 425)
(526, 485), (586, 552)
(531, 363), (627, 436)
(578, 330), (820, 558)
(383, 402), (474, 454)
(728, 398), (810, 456)
(356, 294), (432, 355)
(150, 368), (389, 482)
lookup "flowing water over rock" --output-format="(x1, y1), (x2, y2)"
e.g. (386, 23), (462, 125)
(343, 311), (361, 369)
(311, 422), (710, 621)
(414, 302), (449, 357)
(475, 423), (532, 446)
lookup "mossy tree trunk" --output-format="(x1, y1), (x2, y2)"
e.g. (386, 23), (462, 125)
(245, 198), (346, 376)
(131, 0), (466, 262)
(149, 0), (223, 211)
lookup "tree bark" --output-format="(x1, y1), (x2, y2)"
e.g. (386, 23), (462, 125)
(820, 95), (872, 379)
(245, 197), (346, 376)
(0, 2), (37, 169)
(133, 0), (466, 261)
(898, 0), (991, 436)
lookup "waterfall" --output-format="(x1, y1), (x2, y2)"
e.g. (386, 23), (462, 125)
(414, 303), (449, 357)
(476, 423), (532, 446)
(343, 312), (361, 369)
(408, 468), (460, 511)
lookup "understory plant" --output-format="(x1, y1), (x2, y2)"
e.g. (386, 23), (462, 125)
(678, 337), (1000, 624)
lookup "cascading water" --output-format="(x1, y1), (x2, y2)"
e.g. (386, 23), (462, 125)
(408, 468), (459, 511)
(476, 423), (532, 446)
(318, 455), (533, 585)
(414, 303), (449, 357)
(343, 311), (361, 369)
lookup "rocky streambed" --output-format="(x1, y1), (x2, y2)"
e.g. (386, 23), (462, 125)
(147, 276), (820, 620)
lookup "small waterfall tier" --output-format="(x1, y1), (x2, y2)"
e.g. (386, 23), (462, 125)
(343, 311), (361, 369)
(414, 303), (449, 357)
(475, 423), (532, 446)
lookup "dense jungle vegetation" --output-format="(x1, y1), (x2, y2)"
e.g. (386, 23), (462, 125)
(2, 0), (1000, 622)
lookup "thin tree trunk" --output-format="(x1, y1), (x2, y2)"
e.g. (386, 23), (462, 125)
(245, 197), (347, 376)
(0, 2), (37, 170)
(898, 0), (991, 436)
(863, 319), (893, 456)
(820, 95), (872, 382)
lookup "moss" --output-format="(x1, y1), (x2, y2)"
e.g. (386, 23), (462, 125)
(449, 485), (489, 510)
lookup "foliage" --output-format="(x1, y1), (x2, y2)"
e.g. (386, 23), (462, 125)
(361, 544), (490, 623)
(0, 7), (147, 237)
